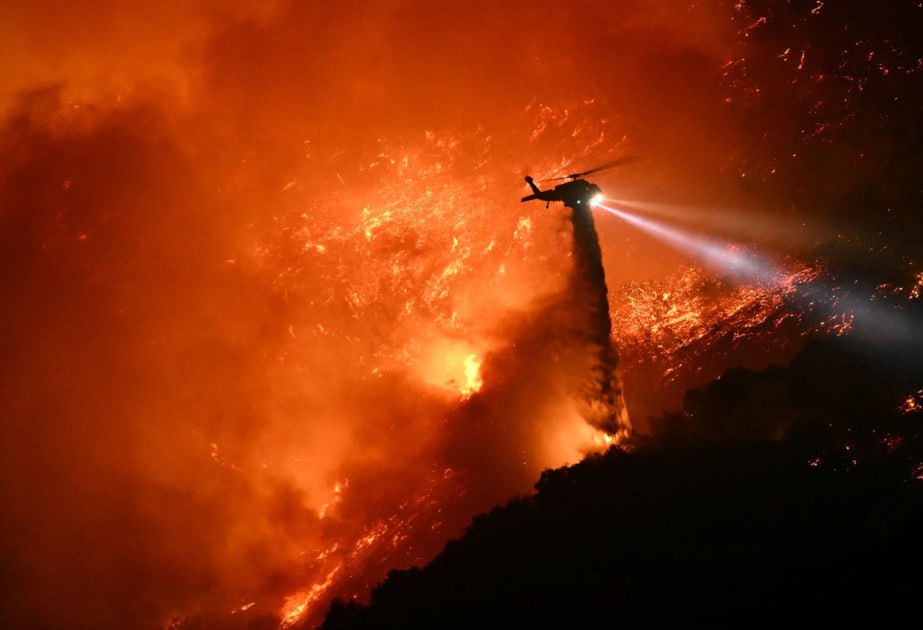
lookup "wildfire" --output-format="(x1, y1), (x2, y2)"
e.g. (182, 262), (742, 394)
(8, 1), (919, 628)
(280, 565), (343, 628)
(237, 101), (636, 628)
(461, 354), (483, 398)
(276, 472), (469, 628)
(318, 479), (349, 520)
(611, 264), (818, 384)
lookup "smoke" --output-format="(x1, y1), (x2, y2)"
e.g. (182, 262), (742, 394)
(7, 0), (915, 628)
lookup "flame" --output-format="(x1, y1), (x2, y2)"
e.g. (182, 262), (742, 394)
(612, 264), (818, 384)
(247, 105), (636, 627)
(461, 354), (483, 398)
(8, 2), (916, 628)
(280, 565), (343, 628)
(318, 479), (348, 520)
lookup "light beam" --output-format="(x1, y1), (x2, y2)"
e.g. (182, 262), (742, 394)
(597, 202), (922, 354)
(597, 203), (783, 286)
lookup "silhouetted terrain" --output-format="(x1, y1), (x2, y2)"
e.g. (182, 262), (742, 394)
(320, 335), (923, 628)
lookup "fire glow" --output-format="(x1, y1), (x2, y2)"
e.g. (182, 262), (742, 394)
(4, 2), (918, 629)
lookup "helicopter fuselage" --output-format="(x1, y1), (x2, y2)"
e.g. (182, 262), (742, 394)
(521, 177), (603, 209)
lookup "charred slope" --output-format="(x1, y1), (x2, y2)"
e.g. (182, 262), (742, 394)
(320, 339), (923, 629)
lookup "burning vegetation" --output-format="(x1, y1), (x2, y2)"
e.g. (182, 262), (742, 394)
(1, 1), (922, 629)
(319, 336), (923, 629)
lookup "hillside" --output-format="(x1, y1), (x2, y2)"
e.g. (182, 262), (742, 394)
(321, 339), (923, 628)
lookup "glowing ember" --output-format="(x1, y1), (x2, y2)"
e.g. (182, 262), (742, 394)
(612, 264), (818, 384)
(913, 464), (923, 482)
(230, 602), (255, 614)
(900, 391), (923, 414)
(911, 273), (923, 300)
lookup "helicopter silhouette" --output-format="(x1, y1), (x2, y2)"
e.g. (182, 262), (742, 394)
(521, 156), (637, 209)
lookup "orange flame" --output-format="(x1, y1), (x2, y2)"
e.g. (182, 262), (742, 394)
(280, 565), (343, 628)
(461, 354), (483, 398)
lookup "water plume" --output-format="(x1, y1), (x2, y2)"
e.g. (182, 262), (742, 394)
(567, 205), (629, 436)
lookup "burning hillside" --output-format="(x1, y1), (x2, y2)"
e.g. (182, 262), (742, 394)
(1, 1), (921, 629)
(318, 336), (923, 630)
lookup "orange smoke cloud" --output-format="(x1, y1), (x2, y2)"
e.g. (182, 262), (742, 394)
(0, 2), (768, 628)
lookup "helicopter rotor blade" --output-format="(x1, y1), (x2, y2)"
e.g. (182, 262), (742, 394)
(537, 155), (639, 182)
(572, 155), (640, 178)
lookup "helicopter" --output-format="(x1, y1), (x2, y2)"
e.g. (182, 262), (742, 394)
(521, 156), (637, 209)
